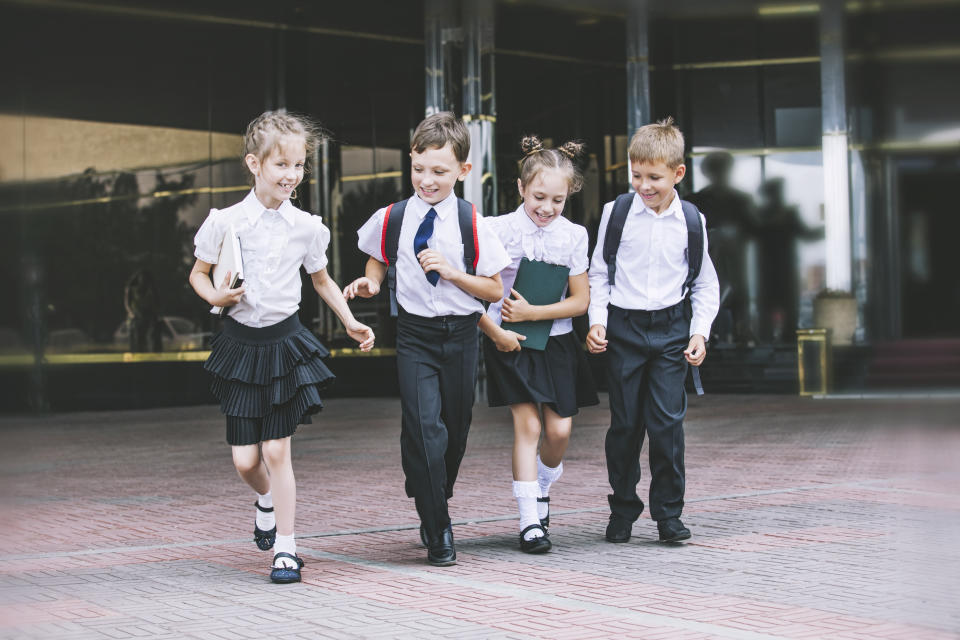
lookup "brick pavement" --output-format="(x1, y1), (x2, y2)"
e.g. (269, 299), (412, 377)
(1, 394), (957, 639)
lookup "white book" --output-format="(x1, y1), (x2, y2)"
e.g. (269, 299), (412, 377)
(210, 224), (244, 317)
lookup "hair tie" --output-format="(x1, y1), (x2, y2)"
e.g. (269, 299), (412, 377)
(524, 141), (544, 158)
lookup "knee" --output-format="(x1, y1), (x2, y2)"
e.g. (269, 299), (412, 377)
(545, 420), (572, 444)
(232, 451), (260, 475)
(260, 438), (290, 467)
(517, 415), (542, 442)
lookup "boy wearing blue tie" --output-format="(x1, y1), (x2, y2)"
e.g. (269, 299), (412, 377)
(587, 117), (719, 544)
(344, 112), (510, 565)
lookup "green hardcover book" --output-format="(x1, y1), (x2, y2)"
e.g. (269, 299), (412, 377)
(502, 258), (570, 351)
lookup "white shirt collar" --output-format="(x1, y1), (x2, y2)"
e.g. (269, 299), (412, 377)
(411, 191), (457, 221)
(514, 204), (562, 234)
(632, 189), (684, 221)
(242, 188), (297, 227)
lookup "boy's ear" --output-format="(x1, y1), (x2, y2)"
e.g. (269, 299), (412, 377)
(673, 163), (687, 184)
(457, 161), (473, 181)
(244, 153), (260, 176)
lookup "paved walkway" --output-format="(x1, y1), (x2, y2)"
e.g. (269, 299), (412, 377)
(1, 394), (957, 639)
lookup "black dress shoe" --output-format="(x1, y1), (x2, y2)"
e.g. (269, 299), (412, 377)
(519, 524), (552, 554)
(427, 525), (457, 566)
(657, 518), (691, 542)
(605, 515), (633, 543)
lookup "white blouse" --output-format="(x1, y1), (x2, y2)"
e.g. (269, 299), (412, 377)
(194, 189), (330, 328)
(485, 205), (589, 336)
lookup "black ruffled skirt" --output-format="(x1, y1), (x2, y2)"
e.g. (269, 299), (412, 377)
(484, 330), (598, 418)
(205, 314), (335, 446)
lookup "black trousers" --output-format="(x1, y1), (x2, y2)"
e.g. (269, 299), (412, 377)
(396, 309), (481, 539)
(604, 302), (689, 523)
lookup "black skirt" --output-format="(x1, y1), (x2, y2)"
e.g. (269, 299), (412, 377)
(484, 330), (598, 418)
(205, 314), (335, 446)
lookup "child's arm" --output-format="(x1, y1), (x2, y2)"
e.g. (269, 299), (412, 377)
(188, 259), (246, 308)
(500, 272), (589, 323)
(343, 257), (387, 300)
(311, 268), (375, 351)
(478, 313), (525, 352)
(416, 248), (504, 302)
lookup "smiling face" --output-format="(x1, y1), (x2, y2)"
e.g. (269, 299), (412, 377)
(245, 134), (306, 209)
(629, 158), (686, 214)
(410, 143), (471, 205)
(519, 167), (570, 228)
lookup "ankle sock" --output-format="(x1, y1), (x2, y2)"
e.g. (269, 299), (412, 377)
(273, 533), (297, 568)
(537, 456), (563, 520)
(513, 480), (543, 541)
(256, 492), (275, 531)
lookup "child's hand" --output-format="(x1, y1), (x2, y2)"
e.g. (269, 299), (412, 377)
(343, 277), (380, 300)
(494, 327), (526, 352)
(345, 320), (375, 352)
(586, 324), (607, 353)
(501, 289), (535, 323)
(684, 334), (707, 366)
(212, 271), (245, 307)
(416, 249), (455, 281)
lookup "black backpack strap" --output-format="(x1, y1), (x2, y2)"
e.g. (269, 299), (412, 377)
(602, 193), (636, 287)
(680, 199), (704, 299)
(456, 198), (479, 276)
(680, 199), (706, 396)
(381, 198), (409, 317)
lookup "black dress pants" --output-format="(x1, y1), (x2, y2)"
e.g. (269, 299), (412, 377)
(604, 302), (689, 523)
(396, 309), (480, 539)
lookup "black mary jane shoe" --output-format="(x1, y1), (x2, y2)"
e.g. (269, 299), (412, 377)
(537, 496), (550, 528)
(519, 524), (552, 554)
(270, 552), (304, 584)
(253, 501), (276, 551)
(427, 525), (457, 566)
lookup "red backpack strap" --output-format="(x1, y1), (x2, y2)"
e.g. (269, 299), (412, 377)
(471, 203), (479, 273)
(380, 203), (395, 265)
(456, 198), (479, 275)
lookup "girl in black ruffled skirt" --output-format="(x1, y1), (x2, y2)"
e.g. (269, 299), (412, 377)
(189, 111), (374, 583)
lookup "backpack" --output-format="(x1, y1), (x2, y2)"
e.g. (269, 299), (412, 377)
(380, 197), (480, 317)
(602, 192), (704, 298)
(601, 192), (707, 395)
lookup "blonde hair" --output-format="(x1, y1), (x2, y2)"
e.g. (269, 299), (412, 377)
(410, 111), (471, 162)
(242, 111), (323, 181)
(518, 135), (585, 194)
(628, 116), (685, 168)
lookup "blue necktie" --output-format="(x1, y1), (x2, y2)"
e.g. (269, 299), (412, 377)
(414, 208), (440, 286)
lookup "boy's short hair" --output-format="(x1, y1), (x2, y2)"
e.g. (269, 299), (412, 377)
(411, 111), (471, 163)
(628, 116), (685, 168)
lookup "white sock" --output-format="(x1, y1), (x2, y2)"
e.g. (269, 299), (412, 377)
(513, 481), (543, 541)
(537, 456), (563, 520)
(256, 492), (275, 531)
(273, 533), (297, 568)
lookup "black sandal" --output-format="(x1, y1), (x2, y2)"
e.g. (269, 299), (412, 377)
(253, 501), (276, 551)
(270, 552), (304, 584)
(537, 496), (550, 528)
(519, 524), (552, 554)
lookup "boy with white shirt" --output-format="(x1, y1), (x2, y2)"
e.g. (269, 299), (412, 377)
(586, 117), (719, 544)
(343, 112), (510, 566)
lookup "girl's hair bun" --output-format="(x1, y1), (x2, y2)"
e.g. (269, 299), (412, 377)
(520, 135), (544, 157)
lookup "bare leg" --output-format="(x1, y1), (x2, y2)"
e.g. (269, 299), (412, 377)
(510, 403), (542, 481)
(540, 405), (572, 469)
(232, 444), (271, 495)
(260, 437), (295, 536)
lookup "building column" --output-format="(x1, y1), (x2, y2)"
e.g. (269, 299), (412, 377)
(461, 0), (496, 216)
(820, 0), (852, 293)
(626, 0), (651, 136)
(424, 0), (458, 115)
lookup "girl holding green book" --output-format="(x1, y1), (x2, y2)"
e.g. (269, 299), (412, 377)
(478, 135), (598, 553)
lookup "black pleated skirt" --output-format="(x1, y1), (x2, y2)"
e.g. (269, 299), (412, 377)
(205, 314), (335, 446)
(484, 330), (598, 418)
